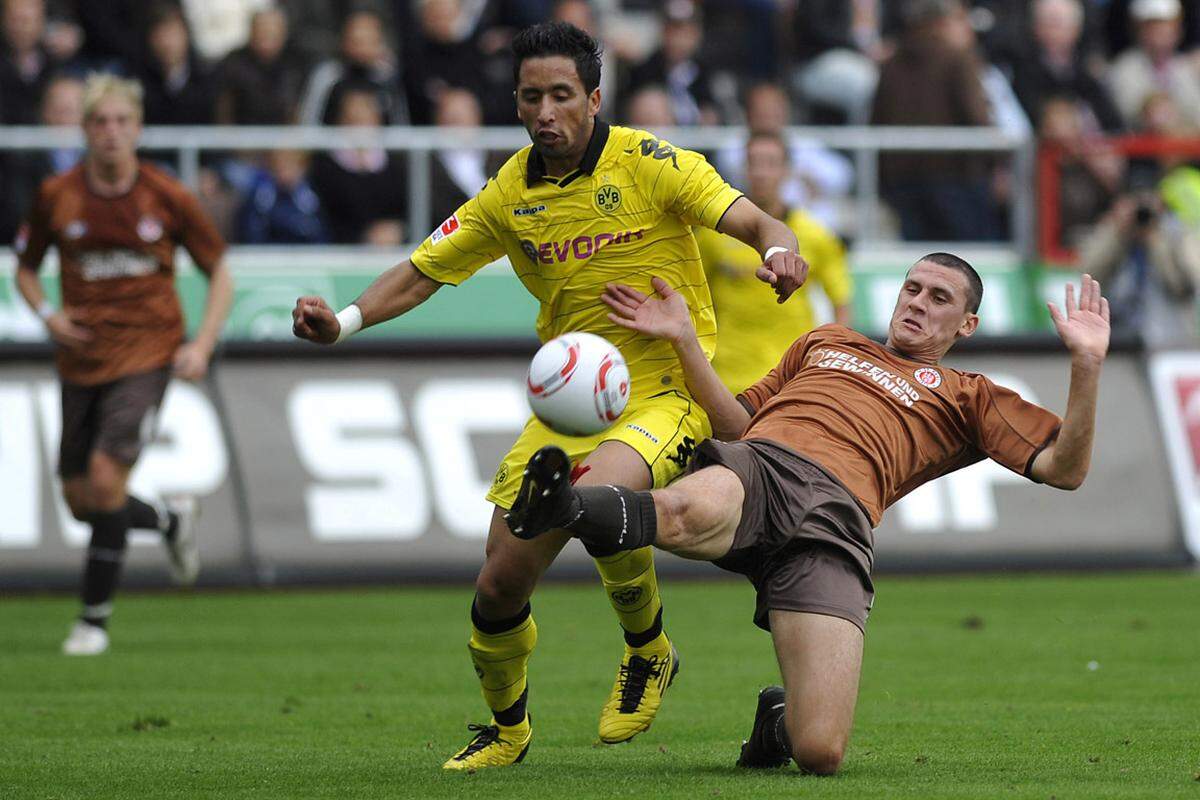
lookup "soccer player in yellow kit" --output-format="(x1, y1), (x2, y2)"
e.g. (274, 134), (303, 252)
(696, 132), (853, 395)
(291, 22), (807, 770)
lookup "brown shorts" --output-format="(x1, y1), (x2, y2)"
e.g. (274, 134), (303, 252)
(690, 438), (876, 633)
(59, 366), (171, 477)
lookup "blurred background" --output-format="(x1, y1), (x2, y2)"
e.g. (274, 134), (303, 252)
(2, 0), (1200, 587)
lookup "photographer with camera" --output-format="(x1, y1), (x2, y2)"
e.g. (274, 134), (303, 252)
(1077, 167), (1200, 345)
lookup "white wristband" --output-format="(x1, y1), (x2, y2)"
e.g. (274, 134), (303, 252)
(762, 246), (790, 262)
(334, 304), (363, 344)
(36, 300), (55, 322)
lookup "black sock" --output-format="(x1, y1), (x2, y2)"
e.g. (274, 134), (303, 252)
(764, 706), (791, 760)
(80, 507), (130, 628)
(125, 495), (170, 535)
(494, 687), (529, 727)
(624, 607), (664, 648)
(565, 486), (657, 553)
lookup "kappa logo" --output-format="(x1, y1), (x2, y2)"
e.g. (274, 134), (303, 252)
(136, 215), (163, 242)
(595, 184), (622, 213)
(624, 423), (659, 444)
(914, 367), (942, 389)
(625, 137), (680, 170)
(610, 587), (643, 606)
(665, 435), (697, 468)
(512, 204), (547, 217)
(429, 214), (460, 244)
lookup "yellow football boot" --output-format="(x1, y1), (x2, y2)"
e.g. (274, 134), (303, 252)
(443, 716), (532, 770)
(598, 634), (680, 744)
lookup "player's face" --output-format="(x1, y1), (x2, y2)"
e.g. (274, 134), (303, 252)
(887, 261), (979, 358)
(83, 95), (142, 165)
(516, 55), (600, 165)
(745, 139), (787, 207)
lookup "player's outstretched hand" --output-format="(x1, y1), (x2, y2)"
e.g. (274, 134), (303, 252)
(1047, 274), (1110, 364)
(292, 296), (340, 345)
(602, 277), (695, 345)
(756, 249), (809, 304)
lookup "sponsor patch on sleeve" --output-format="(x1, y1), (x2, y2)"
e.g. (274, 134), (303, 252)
(429, 214), (460, 244)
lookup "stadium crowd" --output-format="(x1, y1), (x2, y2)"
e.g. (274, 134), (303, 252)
(2, 0), (1200, 336)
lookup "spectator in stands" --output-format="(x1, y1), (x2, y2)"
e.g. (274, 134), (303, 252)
(0, 0), (61, 124)
(624, 84), (676, 131)
(1006, 0), (1123, 133)
(237, 149), (327, 244)
(140, 3), (216, 125)
(1079, 167), (1200, 345)
(68, 0), (147, 74)
(180, 0), (269, 63)
(625, 0), (718, 126)
(715, 82), (853, 234)
(1107, 0), (1200, 130)
(429, 86), (497, 225)
(277, 0), (339, 65)
(298, 7), (408, 125)
(0, 71), (82, 241)
(792, 0), (895, 125)
(870, 0), (998, 241)
(309, 86), (407, 245)
(216, 6), (307, 125)
(404, 0), (506, 125)
(552, 0), (625, 118)
(1039, 94), (1125, 247)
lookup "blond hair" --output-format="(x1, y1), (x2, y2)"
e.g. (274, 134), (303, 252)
(82, 73), (144, 122)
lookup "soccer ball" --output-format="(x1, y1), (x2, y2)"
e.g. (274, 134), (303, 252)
(526, 332), (631, 436)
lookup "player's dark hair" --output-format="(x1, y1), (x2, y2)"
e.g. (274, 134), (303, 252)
(918, 252), (983, 314)
(512, 22), (602, 95)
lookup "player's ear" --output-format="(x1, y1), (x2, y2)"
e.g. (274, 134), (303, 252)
(956, 312), (980, 339)
(588, 86), (601, 117)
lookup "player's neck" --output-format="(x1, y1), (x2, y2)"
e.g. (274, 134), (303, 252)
(85, 154), (139, 197)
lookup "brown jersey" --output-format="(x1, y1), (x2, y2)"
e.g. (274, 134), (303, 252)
(15, 162), (226, 385)
(738, 325), (1062, 527)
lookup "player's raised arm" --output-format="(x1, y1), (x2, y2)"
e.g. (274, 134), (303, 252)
(603, 277), (751, 440)
(292, 258), (442, 345)
(1030, 275), (1111, 490)
(715, 196), (807, 304)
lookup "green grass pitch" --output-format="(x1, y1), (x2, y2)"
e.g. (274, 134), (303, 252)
(2, 571), (1198, 799)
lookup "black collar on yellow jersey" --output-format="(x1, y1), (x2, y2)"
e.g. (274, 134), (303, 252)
(526, 119), (610, 188)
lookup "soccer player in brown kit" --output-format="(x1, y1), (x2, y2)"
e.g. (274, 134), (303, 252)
(506, 253), (1110, 775)
(13, 74), (234, 656)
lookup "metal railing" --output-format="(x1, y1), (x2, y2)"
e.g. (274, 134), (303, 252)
(0, 124), (1036, 256)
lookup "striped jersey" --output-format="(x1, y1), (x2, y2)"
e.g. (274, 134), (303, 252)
(410, 121), (743, 401)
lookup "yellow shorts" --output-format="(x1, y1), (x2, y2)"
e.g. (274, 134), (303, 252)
(486, 390), (712, 509)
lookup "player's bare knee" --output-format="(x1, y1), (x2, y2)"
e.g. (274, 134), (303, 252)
(474, 565), (534, 612)
(61, 485), (92, 521)
(650, 487), (693, 552)
(792, 739), (845, 776)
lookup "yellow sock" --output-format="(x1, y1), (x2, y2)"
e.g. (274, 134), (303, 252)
(593, 546), (663, 638)
(467, 611), (537, 718)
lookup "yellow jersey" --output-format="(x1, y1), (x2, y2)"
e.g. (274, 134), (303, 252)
(410, 121), (743, 401)
(697, 207), (852, 394)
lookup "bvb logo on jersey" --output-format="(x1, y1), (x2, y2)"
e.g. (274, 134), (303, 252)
(595, 183), (622, 213)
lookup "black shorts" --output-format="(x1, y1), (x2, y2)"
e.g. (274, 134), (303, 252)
(690, 438), (876, 633)
(58, 366), (171, 477)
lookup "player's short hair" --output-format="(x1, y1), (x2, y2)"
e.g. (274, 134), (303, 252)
(82, 73), (144, 122)
(917, 252), (983, 314)
(746, 131), (790, 163)
(512, 21), (602, 95)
